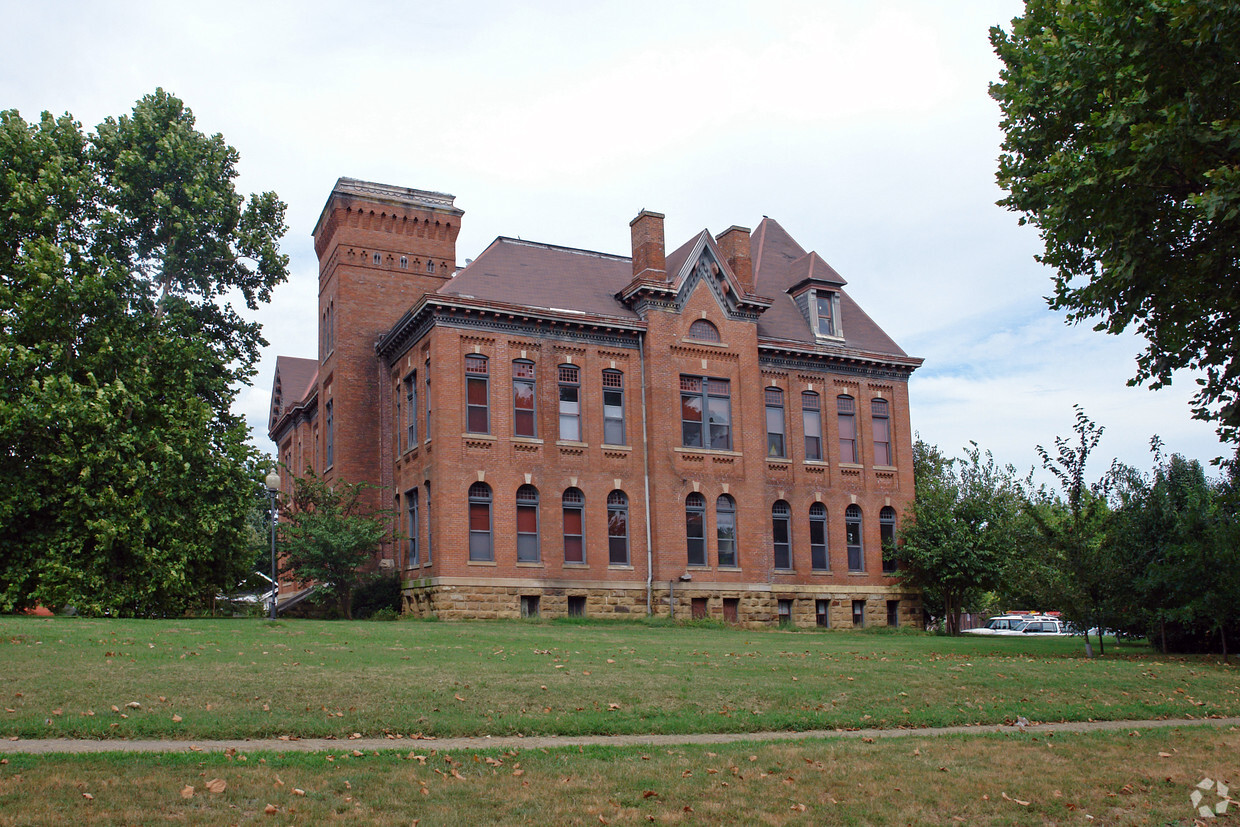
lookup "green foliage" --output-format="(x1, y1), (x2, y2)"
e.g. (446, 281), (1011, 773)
(893, 440), (1025, 634)
(0, 91), (288, 616)
(352, 573), (402, 620)
(991, 1), (1240, 443)
(278, 472), (390, 620)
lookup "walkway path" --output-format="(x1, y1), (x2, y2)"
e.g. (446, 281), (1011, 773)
(3, 716), (1238, 755)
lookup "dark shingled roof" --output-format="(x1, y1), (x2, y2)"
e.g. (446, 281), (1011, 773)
(440, 237), (638, 320)
(752, 218), (907, 357)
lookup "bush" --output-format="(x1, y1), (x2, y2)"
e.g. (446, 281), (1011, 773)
(351, 574), (401, 620)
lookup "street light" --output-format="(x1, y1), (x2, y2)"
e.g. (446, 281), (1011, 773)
(264, 471), (281, 620)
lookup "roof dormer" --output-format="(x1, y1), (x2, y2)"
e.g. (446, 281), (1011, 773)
(786, 251), (847, 341)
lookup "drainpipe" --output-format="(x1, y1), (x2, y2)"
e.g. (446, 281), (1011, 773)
(640, 331), (654, 616)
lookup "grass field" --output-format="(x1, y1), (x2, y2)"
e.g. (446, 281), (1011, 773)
(1, 725), (1236, 825)
(2, 616), (1237, 741)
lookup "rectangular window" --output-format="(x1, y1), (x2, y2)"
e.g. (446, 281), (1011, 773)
(424, 482), (432, 564)
(802, 392), (822, 461)
(324, 399), (334, 468)
(816, 599), (830, 628)
(772, 502), (791, 570)
(405, 372), (418, 448)
(425, 359), (432, 440)
(567, 595), (586, 617)
(846, 506), (864, 572)
(602, 370), (625, 445)
(406, 488), (419, 567)
(887, 599), (900, 628)
(465, 355), (489, 434)
(685, 496), (706, 567)
(558, 365), (580, 441)
(777, 599), (792, 626)
(516, 486), (540, 563)
(520, 595), (540, 618)
(680, 376), (731, 450)
(765, 388), (786, 458)
(872, 398), (891, 466)
(815, 292), (838, 337)
(608, 492), (629, 565)
(513, 360), (536, 438)
(809, 504), (828, 571)
(563, 489), (584, 563)
(838, 396), (856, 464)
(716, 495), (737, 568)
(468, 484), (493, 562)
(852, 599), (866, 628)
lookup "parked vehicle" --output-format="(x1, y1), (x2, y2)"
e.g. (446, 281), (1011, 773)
(994, 618), (1071, 636)
(962, 615), (1033, 635)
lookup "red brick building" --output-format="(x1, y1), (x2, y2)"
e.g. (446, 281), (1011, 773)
(269, 178), (923, 628)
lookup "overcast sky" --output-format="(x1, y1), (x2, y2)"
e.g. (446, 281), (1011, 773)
(3, 0), (1226, 484)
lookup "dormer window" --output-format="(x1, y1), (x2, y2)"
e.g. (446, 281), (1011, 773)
(814, 291), (840, 338)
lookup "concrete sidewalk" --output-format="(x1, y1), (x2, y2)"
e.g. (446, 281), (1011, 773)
(3, 716), (1238, 755)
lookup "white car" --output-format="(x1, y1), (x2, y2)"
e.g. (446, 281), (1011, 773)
(962, 615), (1033, 635)
(990, 618), (1071, 636)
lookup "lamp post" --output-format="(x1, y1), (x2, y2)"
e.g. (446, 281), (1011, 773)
(264, 471), (281, 620)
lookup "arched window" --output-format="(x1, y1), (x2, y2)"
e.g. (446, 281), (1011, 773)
(765, 388), (786, 458)
(685, 492), (706, 567)
(516, 485), (540, 562)
(772, 500), (791, 570)
(837, 395), (857, 464)
(607, 490), (629, 565)
(373, 252), (382, 265)
(880, 506), (897, 573)
(872, 398), (891, 466)
(468, 482), (493, 561)
(809, 503), (828, 571)
(802, 391), (822, 461)
(426, 259), (435, 274)
(845, 504), (863, 572)
(512, 360), (536, 438)
(716, 494), (737, 568)
(688, 319), (720, 342)
(602, 370), (625, 445)
(465, 355), (489, 434)
(563, 488), (584, 563)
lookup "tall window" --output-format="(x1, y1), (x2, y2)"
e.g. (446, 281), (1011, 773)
(846, 504), (863, 572)
(406, 488), (420, 567)
(324, 399), (334, 467)
(772, 500), (791, 569)
(602, 370), (625, 445)
(426, 260), (435, 274)
(837, 395), (857, 464)
(465, 355), (489, 434)
(424, 358), (432, 439)
(562, 488), (584, 563)
(516, 485), (540, 563)
(424, 481), (432, 564)
(607, 490), (629, 565)
(880, 506), (898, 573)
(513, 360), (536, 438)
(687, 319), (720, 342)
(809, 503), (828, 571)
(558, 364), (581, 441)
(815, 291), (838, 337)
(872, 398), (891, 466)
(802, 392), (822, 461)
(405, 372), (418, 448)
(468, 482), (492, 561)
(716, 494), (737, 567)
(685, 492), (706, 567)
(681, 376), (731, 450)
(765, 388), (786, 458)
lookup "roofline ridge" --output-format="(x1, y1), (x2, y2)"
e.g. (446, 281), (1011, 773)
(495, 236), (630, 262)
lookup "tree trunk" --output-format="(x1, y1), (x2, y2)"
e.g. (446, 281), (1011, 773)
(1221, 625), (1228, 664)
(1160, 618), (1167, 653)
(1083, 628), (1094, 659)
(1097, 619), (1106, 656)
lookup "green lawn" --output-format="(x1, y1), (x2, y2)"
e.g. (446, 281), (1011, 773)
(2, 726), (1236, 825)
(2, 616), (1237, 741)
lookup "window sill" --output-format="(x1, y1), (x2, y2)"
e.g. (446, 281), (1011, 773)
(838, 462), (863, 469)
(556, 439), (589, 448)
(467, 559), (497, 567)
(717, 566), (742, 572)
(766, 457), (791, 465)
(847, 570), (868, 576)
(563, 562), (589, 568)
(803, 460), (828, 467)
(814, 333), (845, 343)
(608, 564), (635, 571)
(773, 568), (796, 574)
(601, 443), (631, 451)
(874, 465), (897, 472)
(674, 447), (742, 458)
(683, 338), (729, 348)
(464, 433), (496, 441)
(516, 561), (543, 568)
(512, 437), (544, 445)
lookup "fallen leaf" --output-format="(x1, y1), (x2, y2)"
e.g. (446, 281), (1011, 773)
(110, 705), (119, 713)
(454, 694), (465, 702)
(126, 702), (140, 709)
(171, 715), (182, 723)
(1001, 792), (1030, 806)
(451, 769), (465, 780)
(181, 785), (194, 799)
(82, 793), (94, 800)
(264, 804), (278, 815)
(642, 790), (658, 798)
(293, 789), (305, 796)
(513, 769), (524, 777)
(206, 778), (226, 794)
(791, 803), (807, 812)
(1158, 751), (1173, 758)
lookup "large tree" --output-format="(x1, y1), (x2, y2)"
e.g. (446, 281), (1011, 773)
(0, 91), (288, 615)
(991, 1), (1240, 442)
(891, 440), (1025, 634)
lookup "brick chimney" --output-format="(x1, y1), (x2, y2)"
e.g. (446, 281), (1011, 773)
(716, 225), (753, 293)
(629, 210), (666, 281)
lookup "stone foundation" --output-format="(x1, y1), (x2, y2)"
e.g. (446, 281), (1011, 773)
(401, 578), (922, 629)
